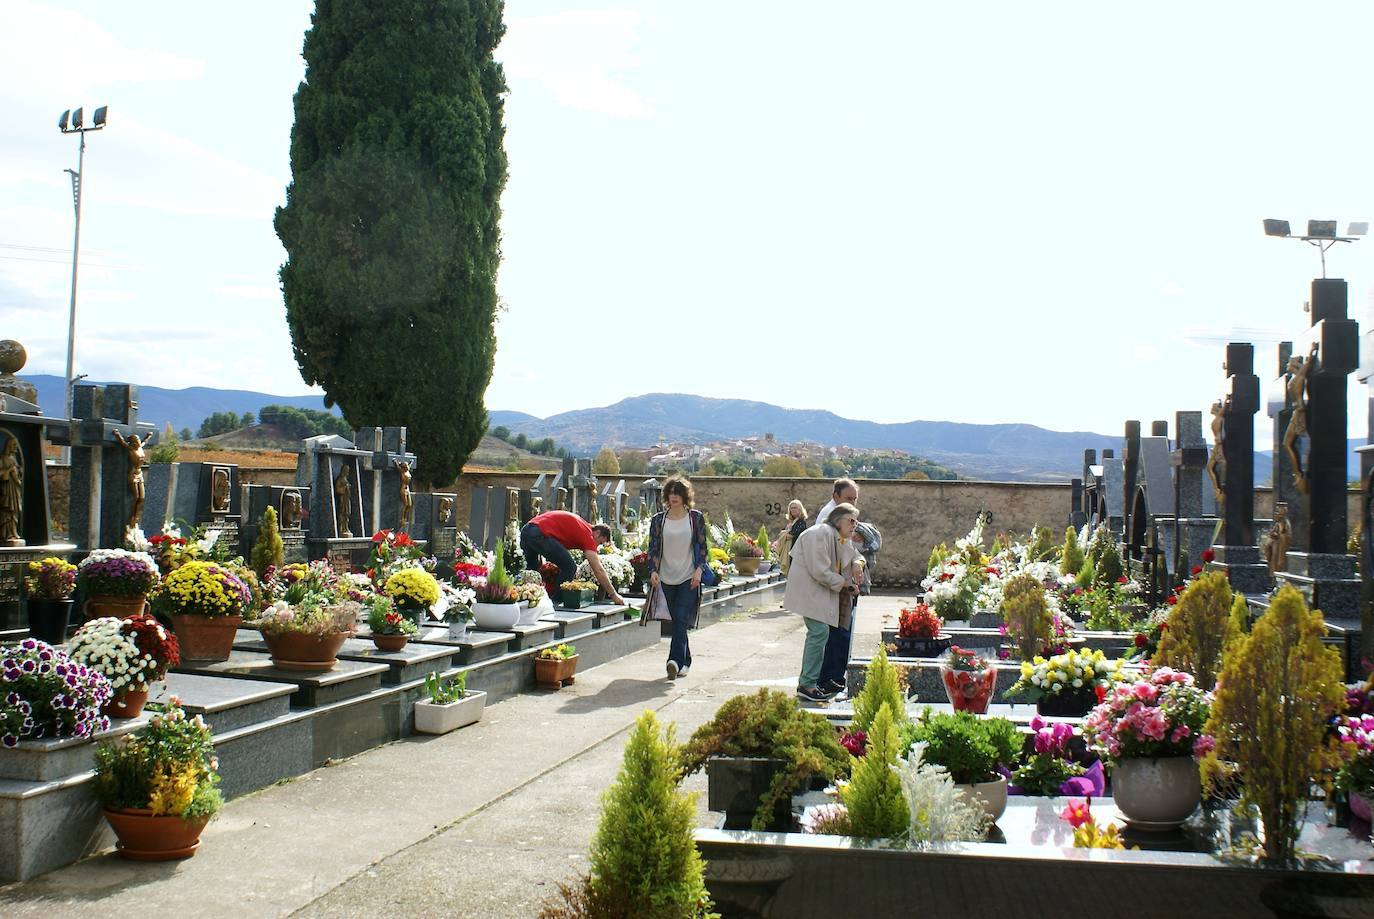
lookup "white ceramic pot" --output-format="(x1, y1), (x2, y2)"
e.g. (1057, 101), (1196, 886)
(472, 601), (521, 630)
(413, 691), (486, 735)
(1111, 756), (1201, 829)
(517, 596), (554, 627)
(955, 774), (1008, 825)
(446, 620), (471, 641)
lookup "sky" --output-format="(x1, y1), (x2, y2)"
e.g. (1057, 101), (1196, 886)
(3, 1), (1373, 447)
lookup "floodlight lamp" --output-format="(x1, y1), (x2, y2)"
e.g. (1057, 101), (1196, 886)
(1348, 222), (1369, 237)
(1307, 219), (1337, 239)
(71, 108), (82, 129)
(93, 106), (107, 127)
(1263, 218), (1291, 237)
(58, 109), (69, 131)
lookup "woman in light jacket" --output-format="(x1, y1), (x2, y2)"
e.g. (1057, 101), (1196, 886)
(784, 502), (862, 703)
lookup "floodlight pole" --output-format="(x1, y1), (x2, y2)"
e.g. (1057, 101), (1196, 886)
(58, 108), (106, 461)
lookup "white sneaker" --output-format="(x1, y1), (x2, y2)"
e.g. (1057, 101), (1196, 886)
(666, 660), (679, 680)
(678, 665), (690, 678)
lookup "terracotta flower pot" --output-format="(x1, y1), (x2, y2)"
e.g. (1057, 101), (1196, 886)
(26, 598), (74, 644)
(370, 632), (409, 652)
(170, 614), (243, 663)
(103, 807), (209, 861)
(534, 653), (578, 690)
(261, 630), (349, 671)
(82, 593), (148, 622)
(733, 556), (761, 576)
(941, 663), (997, 714)
(103, 686), (150, 719)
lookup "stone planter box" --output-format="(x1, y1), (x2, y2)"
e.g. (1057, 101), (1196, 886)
(707, 756), (792, 832)
(559, 588), (595, 609)
(413, 691), (486, 735)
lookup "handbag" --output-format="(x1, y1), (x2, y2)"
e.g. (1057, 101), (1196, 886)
(646, 585), (672, 622)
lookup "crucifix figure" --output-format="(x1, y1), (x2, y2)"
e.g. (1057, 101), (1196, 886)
(395, 460), (413, 532)
(1282, 342), (1319, 495)
(1206, 399), (1226, 510)
(112, 429), (154, 537)
(333, 464), (354, 538)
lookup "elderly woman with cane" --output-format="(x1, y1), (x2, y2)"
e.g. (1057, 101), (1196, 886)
(784, 503), (863, 703)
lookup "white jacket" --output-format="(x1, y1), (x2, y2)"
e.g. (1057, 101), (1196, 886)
(783, 522), (860, 627)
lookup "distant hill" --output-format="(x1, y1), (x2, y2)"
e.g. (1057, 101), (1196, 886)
(19, 374), (338, 434)
(498, 393), (1115, 482)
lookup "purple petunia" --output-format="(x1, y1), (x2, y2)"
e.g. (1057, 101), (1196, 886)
(1, 735), (16, 748)
(18, 639), (36, 651)
(20, 660), (35, 674)
(4, 692), (18, 706)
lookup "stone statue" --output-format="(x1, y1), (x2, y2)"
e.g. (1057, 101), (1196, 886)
(531, 495), (543, 517)
(437, 496), (453, 525)
(1206, 399), (1226, 509)
(211, 467), (230, 513)
(506, 487), (519, 524)
(1282, 342), (1318, 495)
(112, 429), (154, 538)
(395, 460), (413, 532)
(1262, 502), (1292, 578)
(281, 490), (302, 529)
(333, 464), (354, 538)
(0, 434), (23, 546)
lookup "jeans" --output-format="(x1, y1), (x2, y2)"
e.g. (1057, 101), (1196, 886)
(799, 618), (830, 688)
(520, 523), (576, 589)
(818, 596), (856, 687)
(661, 580), (697, 668)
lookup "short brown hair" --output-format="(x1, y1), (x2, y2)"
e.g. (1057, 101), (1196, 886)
(832, 477), (858, 498)
(591, 524), (612, 543)
(661, 474), (694, 508)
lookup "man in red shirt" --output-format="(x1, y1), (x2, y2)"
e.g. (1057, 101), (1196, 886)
(521, 510), (626, 606)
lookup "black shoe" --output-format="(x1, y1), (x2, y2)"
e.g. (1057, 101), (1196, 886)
(797, 685), (836, 703)
(821, 679), (847, 696)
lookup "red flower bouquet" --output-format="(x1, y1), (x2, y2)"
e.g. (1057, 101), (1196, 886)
(898, 603), (943, 639)
(939, 645), (997, 714)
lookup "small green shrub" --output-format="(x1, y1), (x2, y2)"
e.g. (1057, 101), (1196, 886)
(852, 643), (907, 735)
(1059, 526), (1084, 576)
(842, 702), (909, 839)
(906, 710), (1020, 785)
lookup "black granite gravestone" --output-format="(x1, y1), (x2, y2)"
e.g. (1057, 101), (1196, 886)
(1204, 344), (1271, 594)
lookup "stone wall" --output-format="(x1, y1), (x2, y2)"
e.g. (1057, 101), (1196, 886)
(45, 463), (1363, 582)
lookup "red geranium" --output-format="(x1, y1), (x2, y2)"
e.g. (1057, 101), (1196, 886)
(898, 603), (943, 639)
(1190, 565), (1203, 577)
(1134, 632), (1149, 648)
(1201, 548), (1215, 563)
(1166, 595), (1178, 605)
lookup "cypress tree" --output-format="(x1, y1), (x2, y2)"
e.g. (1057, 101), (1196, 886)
(251, 506), (285, 578)
(275, 0), (508, 486)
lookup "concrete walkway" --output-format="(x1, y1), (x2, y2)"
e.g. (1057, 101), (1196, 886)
(0, 592), (913, 918)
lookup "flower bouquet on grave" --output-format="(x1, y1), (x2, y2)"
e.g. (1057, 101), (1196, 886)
(534, 643), (578, 689)
(1009, 715), (1103, 797)
(366, 595), (417, 652)
(1004, 648), (1126, 717)
(726, 533), (764, 576)
(94, 698), (223, 860)
(581, 547), (633, 595)
(383, 567), (441, 628)
(1082, 667), (1213, 828)
(24, 556), (77, 644)
(67, 613), (180, 719)
(470, 543), (521, 630)
(629, 551), (650, 594)
(0, 638), (112, 747)
(77, 549), (160, 621)
(156, 560), (251, 664)
(895, 603), (950, 658)
(146, 522), (193, 575)
(367, 529), (433, 589)
(537, 562), (561, 600)
(939, 645), (998, 713)
(559, 579), (598, 610)
(436, 579), (476, 639)
(1335, 713), (1374, 821)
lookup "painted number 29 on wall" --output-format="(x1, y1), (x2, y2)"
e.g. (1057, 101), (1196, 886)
(764, 502), (784, 516)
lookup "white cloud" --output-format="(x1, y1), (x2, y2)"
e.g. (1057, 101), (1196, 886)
(501, 10), (654, 118)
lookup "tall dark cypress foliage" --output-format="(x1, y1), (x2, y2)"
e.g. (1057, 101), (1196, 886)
(275, 0), (507, 486)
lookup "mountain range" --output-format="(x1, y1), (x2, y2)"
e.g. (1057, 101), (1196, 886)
(18, 377), (1360, 483)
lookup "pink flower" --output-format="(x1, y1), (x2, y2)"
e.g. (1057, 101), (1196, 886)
(1192, 734), (1216, 757)
(1131, 681), (1157, 701)
(1169, 724), (1192, 743)
(1061, 798), (1092, 828)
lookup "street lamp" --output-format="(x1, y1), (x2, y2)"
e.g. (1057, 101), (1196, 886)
(1263, 218), (1367, 278)
(57, 105), (108, 456)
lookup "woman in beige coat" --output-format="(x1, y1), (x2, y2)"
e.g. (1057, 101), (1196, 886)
(784, 503), (862, 703)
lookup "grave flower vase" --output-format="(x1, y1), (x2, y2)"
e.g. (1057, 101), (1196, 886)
(262, 630), (348, 671)
(103, 808), (210, 861)
(371, 633), (409, 653)
(83, 593), (148, 622)
(1035, 687), (1097, 718)
(733, 556), (761, 576)
(940, 661), (997, 714)
(1110, 756), (1201, 830)
(534, 654), (578, 690)
(171, 614), (243, 663)
(103, 685), (150, 719)
(472, 600), (521, 630)
(26, 598), (74, 644)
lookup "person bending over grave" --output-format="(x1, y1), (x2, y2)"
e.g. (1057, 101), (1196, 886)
(520, 509), (626, 606)
(785, 502), (863, 704)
